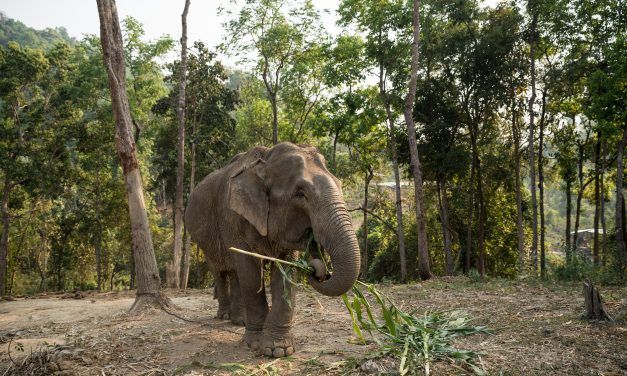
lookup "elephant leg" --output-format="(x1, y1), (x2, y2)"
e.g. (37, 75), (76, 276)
(261, 263), (296, 357)
(215, 271), (231, 320)
(228, 272), (246, 326)
(233, 251), (268, 351)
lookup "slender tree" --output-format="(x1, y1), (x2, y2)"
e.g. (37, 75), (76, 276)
(538, 89), (547, 277)
(181, 116), (196, 289)
(96, 0), (170, 311)
(404, 0), (431, 280)
(166, 0), (190, 289)
(527, 5), (538, 273)
(616, 127), (627, 272)
(512, 94), (525, 272)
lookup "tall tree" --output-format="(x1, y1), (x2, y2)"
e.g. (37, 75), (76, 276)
(339, 0), (410, 282)
(553, 121), (578, 260)
(527, 2), (539, 273)
(404, 0), (431, 280)
(221, 0), (322, 145)
(166, 0), (190, 289)
(96, 0), (169, 311)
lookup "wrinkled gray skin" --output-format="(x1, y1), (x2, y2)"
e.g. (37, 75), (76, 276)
(185, 143), (360, 358)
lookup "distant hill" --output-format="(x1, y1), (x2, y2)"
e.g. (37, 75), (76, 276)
(0, 11), (76, 49)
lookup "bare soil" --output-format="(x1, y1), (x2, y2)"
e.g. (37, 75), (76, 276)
(0, 277), (625, 375)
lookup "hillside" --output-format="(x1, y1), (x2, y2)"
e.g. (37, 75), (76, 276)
(0, 11), (75, 49)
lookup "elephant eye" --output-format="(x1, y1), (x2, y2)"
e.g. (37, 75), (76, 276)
(294, 188), (306, 199)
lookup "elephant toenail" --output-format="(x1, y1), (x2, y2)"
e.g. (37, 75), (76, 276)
(264, 348), (273, 357)
(273, 348), (285, 357)
(285, 347), (294, 356)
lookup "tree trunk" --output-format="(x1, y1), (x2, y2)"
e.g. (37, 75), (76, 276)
(38, 224), (48, 292)
(271, 94), (278, 145)
(470, 125), (485, 276)
(600, 141), (607, 266)
(166, 0), (190, 289)
(573, 134), (588, 253)
(593, 132), (601, 266)
(332, 130), (339, 168)
(538, 89), (546, 277)
(95, 231), (102, 290)
(361, 169), (373, 279)
(615, 126), (627, 274)
(465, 160), (475, 274)
(582, 280), (613, 321)
(0, 178), (11, 296)
(528, 10), (538, 273)
(379, 62), (407, 283)
(96, 0), (170, 312)
(512, 95), (525, 273)
(565, 179), (572, 260)
(181, 119), (197, 289)
(404, 0), (431, 280)
(95, 186), (102, 290)
(437, 178), (453, 275)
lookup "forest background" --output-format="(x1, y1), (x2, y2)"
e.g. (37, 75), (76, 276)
(0, 0), (625, 297)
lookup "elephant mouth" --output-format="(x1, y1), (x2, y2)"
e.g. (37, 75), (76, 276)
(301, 228), (331, 282)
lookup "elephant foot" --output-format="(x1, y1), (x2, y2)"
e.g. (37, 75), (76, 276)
(230, 313), (246, 326)
(261, 334), (295, 358)
(244, 330), (262, 351)
(229, 302), (246, 326)
(216, 309), (230, 320)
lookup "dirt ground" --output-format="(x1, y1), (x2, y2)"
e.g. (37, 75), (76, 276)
(0, 277), (625, 375)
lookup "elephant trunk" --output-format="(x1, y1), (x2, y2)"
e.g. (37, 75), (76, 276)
(307, 188), (360, 297)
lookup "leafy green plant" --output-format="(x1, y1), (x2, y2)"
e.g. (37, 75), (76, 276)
(342, 282), (488, 375)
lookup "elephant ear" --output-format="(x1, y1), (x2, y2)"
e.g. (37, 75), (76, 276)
(228, 159), (268, 237)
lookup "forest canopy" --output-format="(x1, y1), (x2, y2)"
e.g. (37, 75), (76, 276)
(0, 0), (625, 297)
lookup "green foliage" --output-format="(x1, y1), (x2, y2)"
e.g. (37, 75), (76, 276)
(552, 241), (624, 286)
(152, 41), (237, 202)
(2, 0), (626, 296)
(0, 13), (75, 50)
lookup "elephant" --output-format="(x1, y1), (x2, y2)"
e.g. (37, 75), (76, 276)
(185, 142), (360, 358)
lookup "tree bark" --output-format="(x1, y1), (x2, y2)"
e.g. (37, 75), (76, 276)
(361, 169), (373, 279)
(465, 160), (475, 273)
(437, 178), (453, 275)
(470, 126), (486, 276)
(565, 179), (572, 260)
(0, 178), (11, 296)
(600, 141), (607, 265)
(593, 132), (601, 266)
(378, 61), (407, 283)
(582, 280), (613, 321)
(271, 94), (278, 145)
(528, 10), (538, 273)
(404, 0), (431, 280)
(538, 89), (546, 277)
(38, 224), (48, 292)
(181, 119), (197, 289)
(261, 61), (279, 145)
(166, 0), (190, 289)
(573, 130), (590, 253)
(95, 185), (103, 290)
(512, 95), (525, 273)
(96, 0), (170, 312)
(615, 126), (627, 274)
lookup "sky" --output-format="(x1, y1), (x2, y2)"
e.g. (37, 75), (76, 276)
(0, 0), (341, 67)
(1, 0), (498, 67)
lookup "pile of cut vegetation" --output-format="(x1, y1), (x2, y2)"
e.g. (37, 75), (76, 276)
(230, 247), (489, 375)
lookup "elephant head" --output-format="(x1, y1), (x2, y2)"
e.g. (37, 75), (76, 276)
(228, 143), (360, 296)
